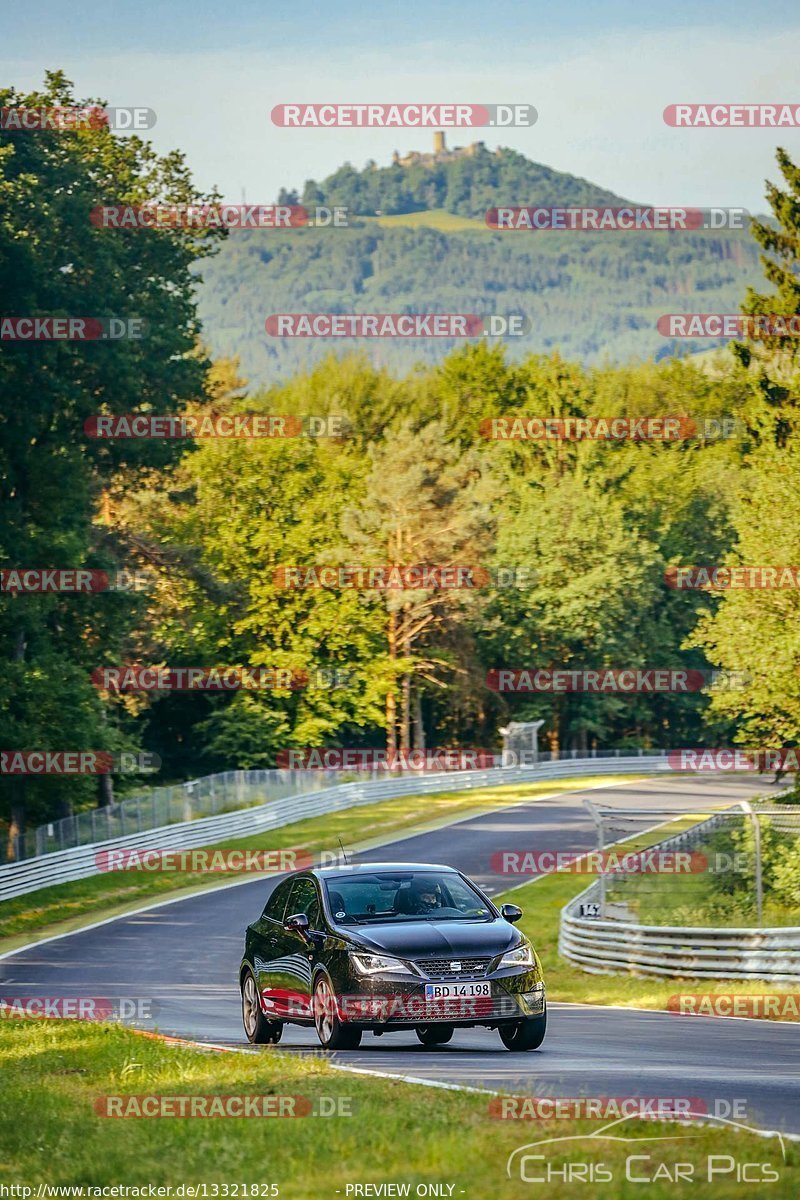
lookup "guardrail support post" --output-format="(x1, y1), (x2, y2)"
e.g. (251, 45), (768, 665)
(740, 801), (763, 927)
(585, 800), (606, 917)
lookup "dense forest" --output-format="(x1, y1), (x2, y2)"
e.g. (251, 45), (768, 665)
(195, 222), (762, 383)
(1, 75), (799, 853)
(195, 139), (763, 385)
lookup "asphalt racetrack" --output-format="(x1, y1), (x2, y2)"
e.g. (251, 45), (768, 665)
(3, 773), (799, 1135)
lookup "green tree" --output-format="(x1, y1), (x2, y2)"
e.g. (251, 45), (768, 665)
(693, 150), (800, 773)
(343, 418), (493, 752)
(733, 148), (800, 446)
(0, 71), (223, 852)
(119, 358), (395, 770)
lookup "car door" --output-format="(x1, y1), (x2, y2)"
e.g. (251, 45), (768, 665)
(248, 877), (294, 1017)
(273, 875), (324, 1021)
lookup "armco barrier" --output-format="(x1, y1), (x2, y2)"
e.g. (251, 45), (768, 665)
(0, 754), (668, 903)
(559, 807), (800, 983)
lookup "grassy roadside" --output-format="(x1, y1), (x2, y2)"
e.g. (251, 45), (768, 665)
(0, 774), (638, 952)
(0, 1021), (795, 1198)
(614, 818), (800, 929)
(364, 208), (486, 231)
(499, 823), (800, 1020)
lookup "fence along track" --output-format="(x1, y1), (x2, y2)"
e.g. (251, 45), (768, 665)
(559, 805), (800, 982)
(0, 754), (667, 902)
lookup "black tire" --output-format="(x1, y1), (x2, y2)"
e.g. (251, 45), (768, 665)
(499, 1006), (547, 1051)
(416, 1024), (455, 1046)
(313, 976), (363, 1050)
(241, 970), (283, 1045)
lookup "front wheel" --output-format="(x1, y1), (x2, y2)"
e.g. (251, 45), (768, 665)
(313, 976), (362, 1050)
(499, 1006), (546, 1051)
(416, 1024), (454, 1046)
(241, 970), (283, 1045)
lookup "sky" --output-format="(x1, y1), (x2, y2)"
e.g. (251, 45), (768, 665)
(3, 0), (800, 211)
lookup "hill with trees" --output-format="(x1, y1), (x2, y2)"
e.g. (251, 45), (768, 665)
(195, 145), (763, 384)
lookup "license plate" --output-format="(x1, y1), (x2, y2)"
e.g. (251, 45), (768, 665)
(424, 981), (491, 999)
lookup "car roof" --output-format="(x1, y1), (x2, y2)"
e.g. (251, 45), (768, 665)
(311, 862), (458, 878)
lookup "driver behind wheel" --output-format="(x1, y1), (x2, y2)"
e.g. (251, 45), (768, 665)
(408, 879), (440, 914)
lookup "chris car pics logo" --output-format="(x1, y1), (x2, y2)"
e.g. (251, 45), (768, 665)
(506, 1113), (785, 1185)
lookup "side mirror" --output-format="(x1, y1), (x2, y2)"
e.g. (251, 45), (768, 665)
(285, 912), (310, 936)
(501, 903), (523, 923)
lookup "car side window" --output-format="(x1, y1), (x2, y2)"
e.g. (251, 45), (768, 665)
(286, 877), (322, 928)
(262, 878), (293, 923)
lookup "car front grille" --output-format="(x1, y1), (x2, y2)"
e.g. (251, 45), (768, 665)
(415, 956), (493, 980)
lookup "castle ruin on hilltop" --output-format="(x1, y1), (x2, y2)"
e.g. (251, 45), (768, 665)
(391, 131), (499, 168)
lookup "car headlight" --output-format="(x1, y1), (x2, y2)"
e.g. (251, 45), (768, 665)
(350, 952), (415, 976)
(498, 942), (535, 968)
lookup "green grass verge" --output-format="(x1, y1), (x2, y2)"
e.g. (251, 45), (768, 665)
(363, 208), (487, 231)
(612, 821), (800, 929)
(0, 775), (637, 952)
(498, 819), (800, 1020)
(0, 1021), (795, 1197)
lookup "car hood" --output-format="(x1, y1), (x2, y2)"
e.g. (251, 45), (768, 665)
(345, 918), (519, 959)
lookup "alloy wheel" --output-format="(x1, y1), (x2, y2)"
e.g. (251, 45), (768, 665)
(314, 978), (336, 1043)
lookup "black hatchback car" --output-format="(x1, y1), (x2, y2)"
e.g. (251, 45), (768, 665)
(239, 862), (546, 1051)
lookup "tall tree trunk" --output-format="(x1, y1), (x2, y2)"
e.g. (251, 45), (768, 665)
(412, 688), (425, 750)
(399, 605), (412, 752)
(386, 609), (397, 753)
(401, 675), (411, 752)
(98, 773), (114, 808)
(546, 698), (560, 757)
(8, 626), (28, 858)
(7, 778), (26, 862)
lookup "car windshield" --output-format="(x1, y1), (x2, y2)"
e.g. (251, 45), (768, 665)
(323, 871), (493, 923)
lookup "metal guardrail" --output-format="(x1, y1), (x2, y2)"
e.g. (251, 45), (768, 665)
(559, 807), (800, 983)
(0, 753), (668, 903)
(6, 748), (664, 863)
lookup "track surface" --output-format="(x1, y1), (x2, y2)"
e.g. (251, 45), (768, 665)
(3, 773), (799, 1134)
